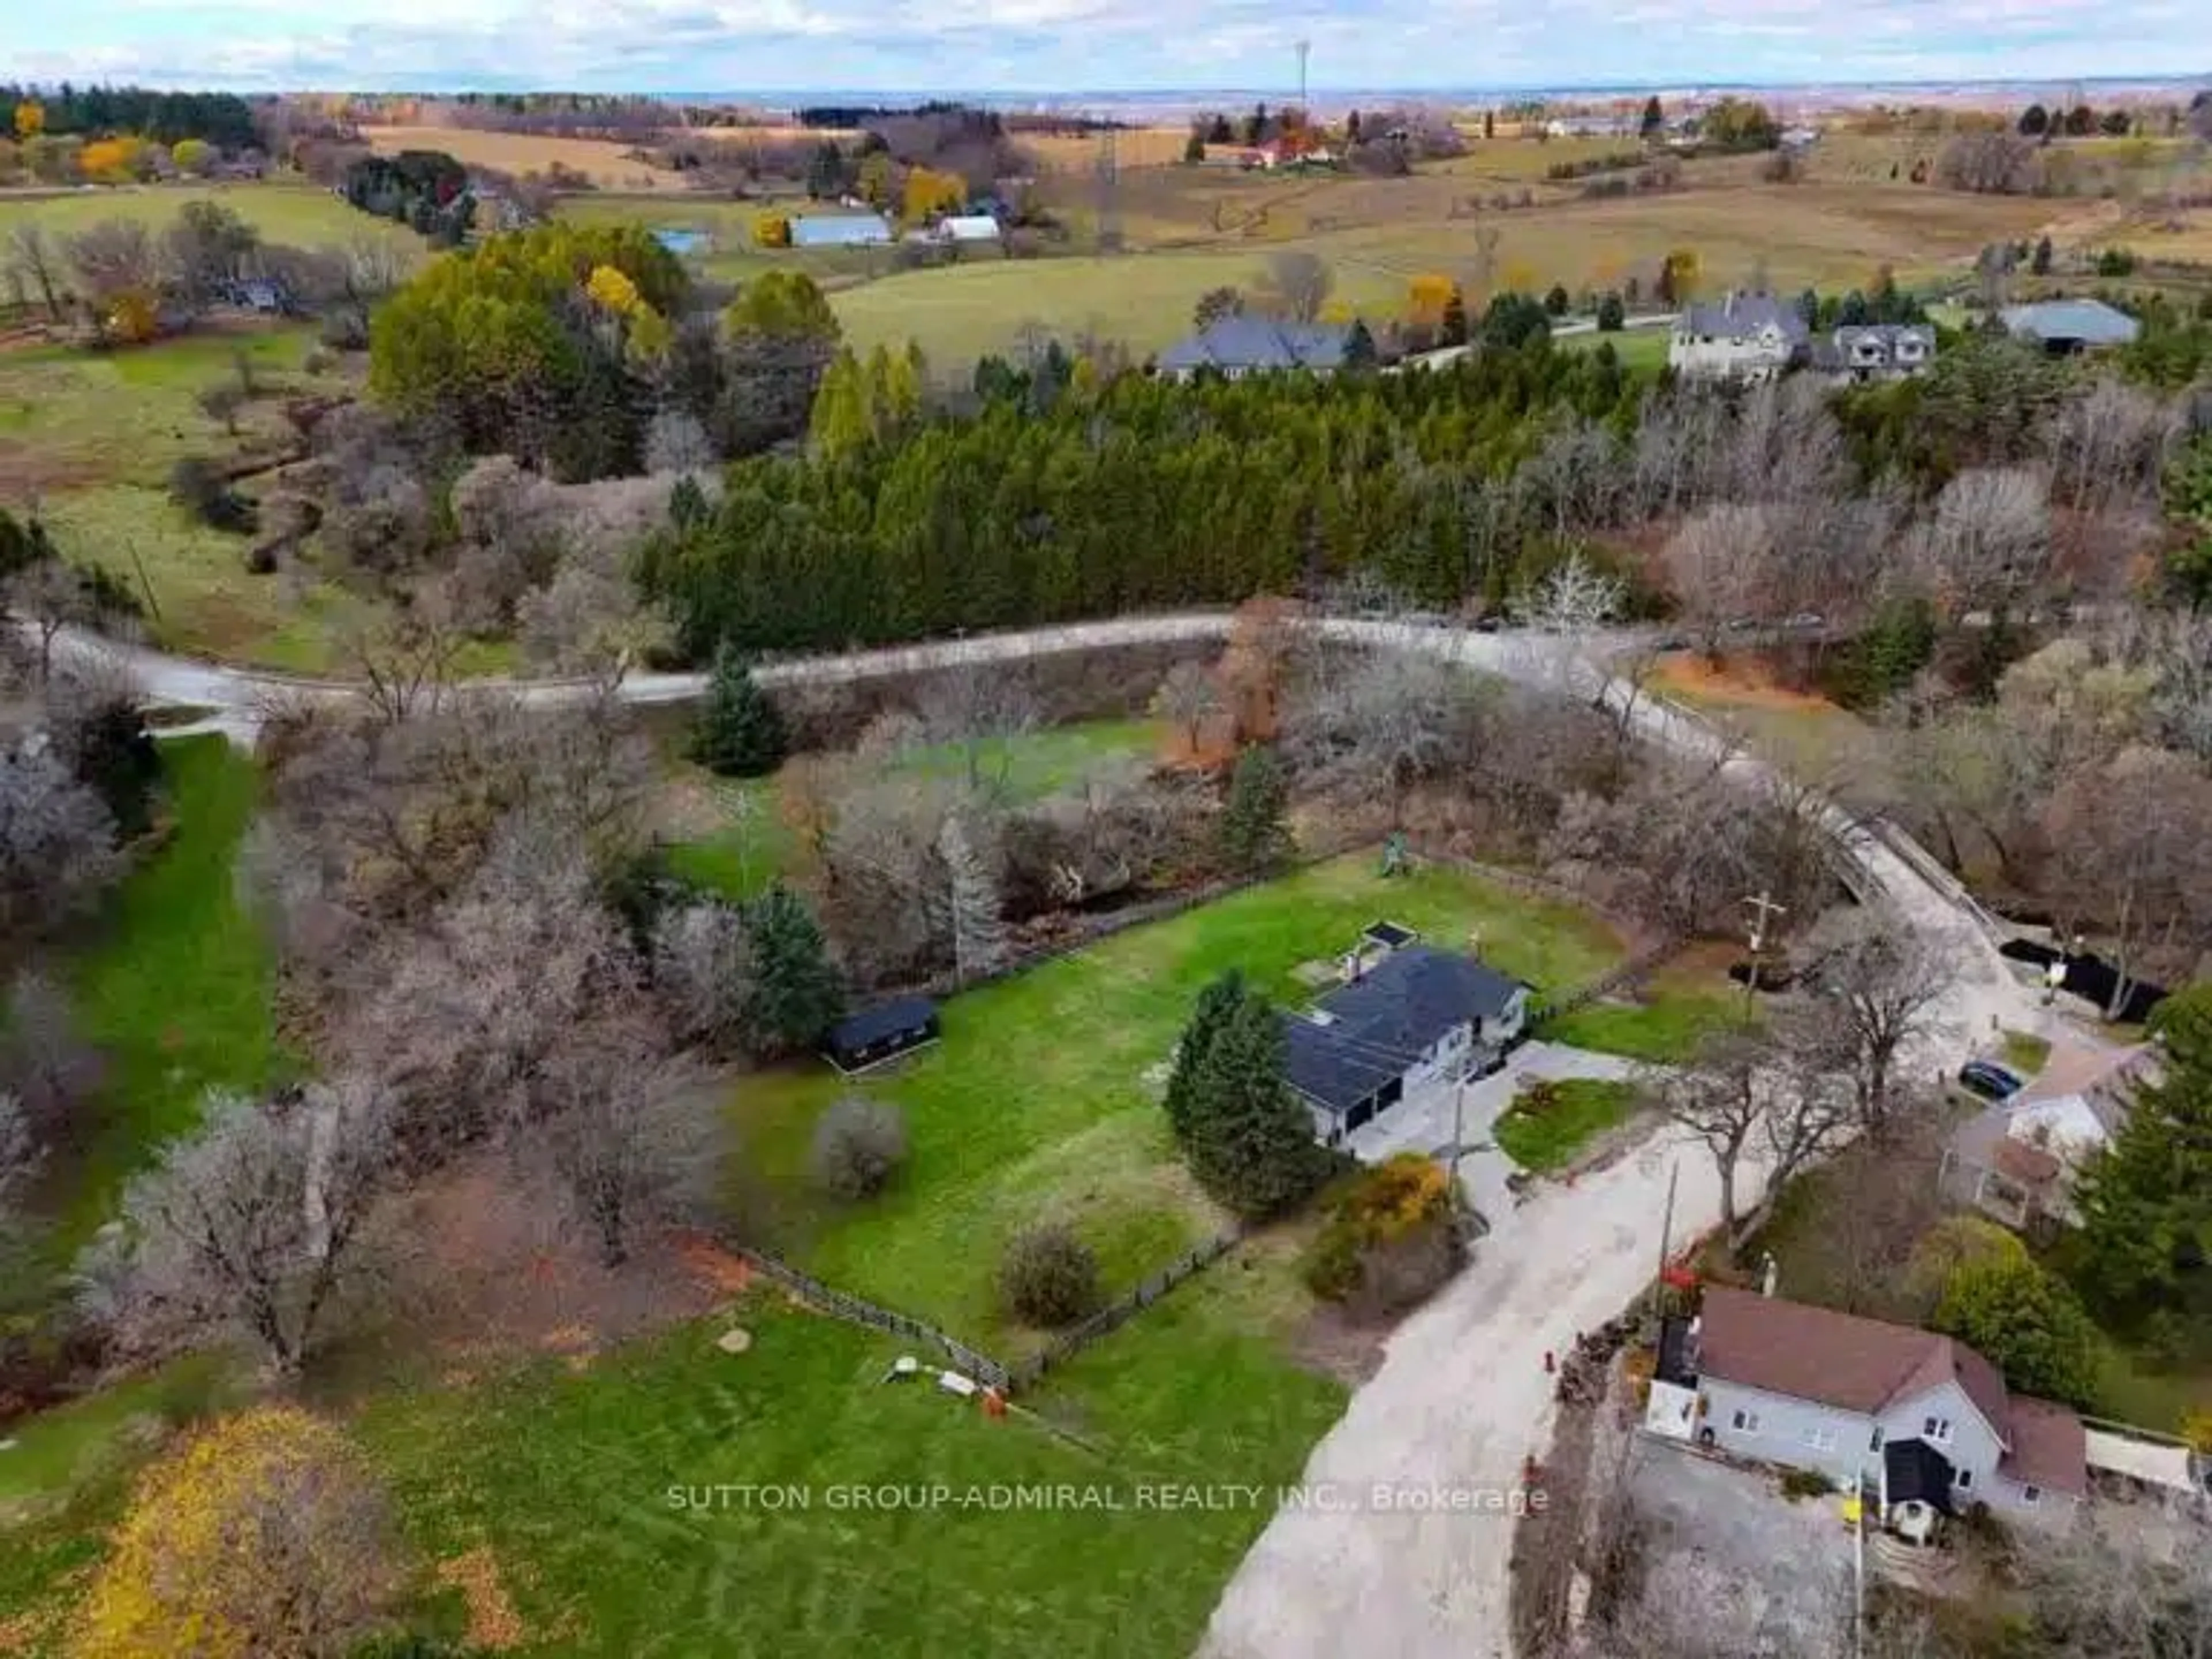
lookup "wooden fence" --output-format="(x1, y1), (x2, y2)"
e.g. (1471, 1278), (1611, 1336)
(1013, 1230), (1245, 1389)
(732, 1245), (1017, 1395)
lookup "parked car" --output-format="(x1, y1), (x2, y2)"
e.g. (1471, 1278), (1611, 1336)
(1957, 1060), (2025, 1101)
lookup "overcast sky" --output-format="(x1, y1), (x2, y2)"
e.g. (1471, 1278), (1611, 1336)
(11, 0), (2208, 94)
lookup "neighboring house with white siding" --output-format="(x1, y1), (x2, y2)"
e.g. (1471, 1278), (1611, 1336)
(1668, 291), (1810, 381)
(1671, 1287), (2086, 1536)
(1940, 1043), (2154, 1232)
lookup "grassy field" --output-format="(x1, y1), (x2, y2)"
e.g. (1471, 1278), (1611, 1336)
(362, 124), (692, 192)
(0, 325), (383, 669)
(1542, 945), (1748, 1064)
(813, 175), (2073, 366)
(1647, 653), (1874, 780)
(1493, 1078), (1643, 1172)
(731, 852), (1635, 1350)
(1562, 326), (1671, 372)
(351, 1286), (1343, 1657)
(555, 194), (899, 285)
(43, 738), (286, 1268)
(661, 718), (1162, 902)
(0, 181), (417, 252)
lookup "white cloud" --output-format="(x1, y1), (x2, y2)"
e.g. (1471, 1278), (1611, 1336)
(11, 0), (2206, 90)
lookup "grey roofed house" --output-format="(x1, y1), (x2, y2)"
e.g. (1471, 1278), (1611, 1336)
(1156, 316), (1353, 377)
(1813, 323), (1937, 381)
(1281, 946), (1532, 1138)
(1320, 946), (1524, 1056)
(1676, 292), (1811, 345)
(2000, 297), (2141, 353)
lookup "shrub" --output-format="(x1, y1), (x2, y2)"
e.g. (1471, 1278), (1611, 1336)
(167, 457), (258, 535)
(1596, 293), (1626, 332)
(998, 1222), (1099, 1327)
(1302, 1154), (1464, 1317)
(811, 1096), (908, 1199)
(1779, 1468), (1833, 1501)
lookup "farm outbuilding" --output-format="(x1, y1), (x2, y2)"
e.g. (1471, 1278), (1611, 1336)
(790, 214), (893, 248)
(823, 997), (941, 1073)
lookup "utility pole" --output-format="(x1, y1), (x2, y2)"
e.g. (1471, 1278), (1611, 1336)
(1654, 1157), (1679, 1298)
(1740, 889), (1786, 1019)
(1295, 39), (1311, 114)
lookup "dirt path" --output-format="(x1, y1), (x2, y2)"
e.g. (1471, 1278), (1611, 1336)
(1202, 1126), (1741, 1659)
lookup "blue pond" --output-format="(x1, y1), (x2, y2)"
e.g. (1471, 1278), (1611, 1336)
(653, 228), (709, 256)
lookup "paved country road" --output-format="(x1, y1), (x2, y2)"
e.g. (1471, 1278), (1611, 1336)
(37, 611), (2053, 1657)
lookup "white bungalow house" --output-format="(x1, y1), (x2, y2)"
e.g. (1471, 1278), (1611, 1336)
(1658, 1287), (2087, 1537)
(1281, 945), (1530, 1146)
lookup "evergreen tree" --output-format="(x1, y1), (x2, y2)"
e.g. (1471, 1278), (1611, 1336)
(1440, 286), (1469, 346)
(2031, 234), (2054, 275)
(1595, 292), (1624, 332)
(1164, 970), (1248, 1143)
(2074, 986), (2212, 1350)
(1932, 1253), (2099, 1405)
(1640, 94), (1664, 141)
(1183, 993), (1327, 1219)
(743, 885), (845, 1056)
(1218, 745), (1293, 874)
(689, 644), (787, 777)
(668, 474), (711, 531)
(1342, 319), (1378, 369)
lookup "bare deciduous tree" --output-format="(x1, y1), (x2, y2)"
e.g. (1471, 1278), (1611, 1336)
(914, 666), (1040, 798)
(0, 1092), (40, 1238)
(96, 1080), (396, 1373)
(2, 971), (102, 1139)
(1261, 250), (1334, 323)
(1794, 911), (1950, 1135)
(6, 560), (94, 681)
(1283, 646), (1473, 823)
(1915, 466), (2054, 622)
(652, 899), (755, 1056)
(1661, 503), (1778, 658)
(0, 739), (120, 945)
(1151, 660), (1224, 755)
(938, 809), (1006, 983)
(532, 1022), (722, 1267)
(5, 221), (67, 320)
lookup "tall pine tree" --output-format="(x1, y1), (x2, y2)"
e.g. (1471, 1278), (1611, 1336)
(1164, 970), (1249, 1144)
(1184, 993), (1327, 1219)
(690, 643), (788, 777)
(1219, 745), (1293, 874)
(2074, 986), (2212, 1350)
(743, 884), (844, 1055)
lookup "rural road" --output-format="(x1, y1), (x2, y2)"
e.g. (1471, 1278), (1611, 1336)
(39, 609), (2052, 1657)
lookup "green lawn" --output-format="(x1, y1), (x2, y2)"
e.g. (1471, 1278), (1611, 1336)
(0, 182), (417, 252)
(664, 719), (1162, 903)
(732, 853), (1630, 1350)
(1, 322), (381, 670)
(355, 1284), (1343, 1658)
(1492, 1078), (1643, 1172)
(44, 737), (286, 1268)
(1543, 952), (1748, 1064)
(1561, 326), (1671, 372)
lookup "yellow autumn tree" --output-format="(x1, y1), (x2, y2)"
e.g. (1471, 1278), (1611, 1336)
(901, 164), (964, 225)
(172, 138), (213, 175)
(1664, 246), (1701, 303)
(79, 137), (144, 184)
(856, 150), (896, 209)
(1406, 272), (1455, 328)
(13, 99), (43, 140)
(585, 262), (643, 316)
(74, 1406), (402, 1659)
(753, 210), (791, 248)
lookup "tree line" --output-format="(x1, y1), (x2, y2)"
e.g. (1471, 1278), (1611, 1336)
(638, 339), (1642, 656)
(4, 84), (257, 148)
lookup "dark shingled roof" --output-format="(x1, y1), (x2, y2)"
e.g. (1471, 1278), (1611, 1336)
(824, 997), (937, 1054)
(1316, 946), (1524, 1056)
(1678, 292), (1810, 342)
(1281, 1014), (1404, 1116)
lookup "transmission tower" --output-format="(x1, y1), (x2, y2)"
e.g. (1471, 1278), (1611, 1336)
(1296, 39), (1311, 113)
(1094, 121), (1123, 254)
